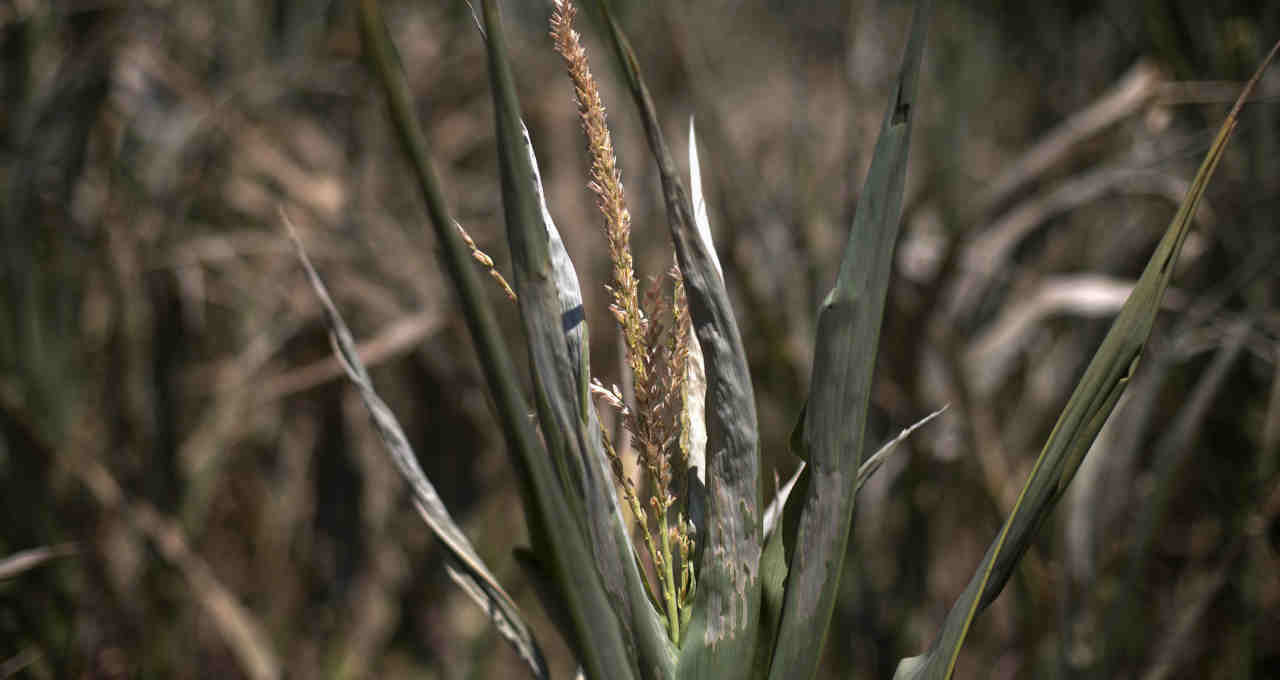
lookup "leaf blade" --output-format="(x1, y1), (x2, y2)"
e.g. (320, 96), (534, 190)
(893, 38), (1280, 680)
(355, 1), (645, 676)
(589, 3), (763, 677)
(479, 1), (647, 677)
(766, 3), (931, 679)
(284, 214), (548, 679)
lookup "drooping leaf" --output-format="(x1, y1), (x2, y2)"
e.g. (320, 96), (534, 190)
(591, 3), (762, 678)
(284, 213), (548, 679)
(893, 39), (1280, 680)
(766, 3), (931, 679)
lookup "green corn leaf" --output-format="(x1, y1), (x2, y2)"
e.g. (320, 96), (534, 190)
(750, 501), (790, 680)
(478, 1), (653, 677)
(468, 9), (673, 675)
(761, 403), (947, 679)
(525, 113), (677, 678)
(754, 404), (947, 680)
(893, 39), (1280, 680)
(482, 1), (588, 532)
(283, 214), (547, 679)
(591, 3), (763, 678)
(357, 1), (642, 677)
(513, 547), (583, 660)
(766, 3), (931, 679)
(511, 117), (596, 509)
(353, 0), (543, 541)
(524, 119), (591, 418)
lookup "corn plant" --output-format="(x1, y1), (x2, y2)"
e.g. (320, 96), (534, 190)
(285, 0), (1280, 678)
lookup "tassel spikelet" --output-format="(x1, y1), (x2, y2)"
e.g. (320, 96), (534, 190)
(552, 0), (694, 644)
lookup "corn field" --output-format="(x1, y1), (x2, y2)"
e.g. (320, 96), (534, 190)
(2, 1), (1280, 678)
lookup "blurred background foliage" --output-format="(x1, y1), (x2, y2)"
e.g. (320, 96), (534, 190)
(1, 0), (1279, 678)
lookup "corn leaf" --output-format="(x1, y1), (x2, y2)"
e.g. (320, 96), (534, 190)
(683, 119), (714, 565)
(283, 214), (547, 679)
(766, 3), (931, 679)
(470, 9), (673, 674)
(892, 39), (1280, 680)
(525, 120), (591, 417)
(591, 3), (763, 678)
(477, 1), (655, 677)
(764, 406), (947, 539)
(357, 1), (642, 677)
(751, 405), (946, 680)
(526, 111), (677, 678)
(750, 501), (790, 680)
